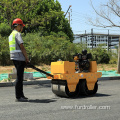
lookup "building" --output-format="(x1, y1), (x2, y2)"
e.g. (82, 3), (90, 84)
(74, 32), (120, 51)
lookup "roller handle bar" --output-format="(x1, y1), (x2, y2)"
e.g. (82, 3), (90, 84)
(27, 63), (53, 78)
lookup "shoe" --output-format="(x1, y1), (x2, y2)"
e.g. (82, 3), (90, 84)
(15, 97), (28, 102)
(22, 96), (28, 99)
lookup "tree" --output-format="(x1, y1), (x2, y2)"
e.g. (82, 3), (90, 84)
(0, 0), (73, 42)
(90, 0), (120, 73)
(89, 0), (120, 28)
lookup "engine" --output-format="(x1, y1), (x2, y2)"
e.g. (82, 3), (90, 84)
(73, 49), (92, 72)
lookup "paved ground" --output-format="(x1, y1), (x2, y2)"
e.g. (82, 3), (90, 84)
(0, 80), (120, 120)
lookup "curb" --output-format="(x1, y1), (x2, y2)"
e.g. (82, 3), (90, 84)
(98, 76), (120, 81)
(0, 76), (120, 87)
(0, 79), (51, 87)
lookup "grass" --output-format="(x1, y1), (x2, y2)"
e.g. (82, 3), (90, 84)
(97, 64), (117, 71)
(0, 64), (118, 74)
(0, 65), (51, 74)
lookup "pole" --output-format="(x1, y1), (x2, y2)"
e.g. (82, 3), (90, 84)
(107, 30), (109, 51)
(68, 12), (70, 25)
(91, 28), (93, 49)
(117, 37), (120, 73)
(80, 36), (82, 44)
(85, 30), (87, 49)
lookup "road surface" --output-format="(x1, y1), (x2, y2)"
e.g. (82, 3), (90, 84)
(0, 80), (120, 120)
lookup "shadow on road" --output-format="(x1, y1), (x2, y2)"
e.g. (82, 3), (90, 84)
(28, 99), (56, 103)
(94, 93), (111, 97)
(33, 84), (51, 89)
(73, 93), (111, 99)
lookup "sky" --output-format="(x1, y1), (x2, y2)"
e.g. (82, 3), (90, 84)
(57, 0), (120, 35)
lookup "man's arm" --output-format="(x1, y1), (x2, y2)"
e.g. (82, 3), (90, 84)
(19, 43), (29, 63)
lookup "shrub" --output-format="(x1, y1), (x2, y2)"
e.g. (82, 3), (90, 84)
(23, 32), (76, 65)
(109, 51), (118, 64)
(0, 23), (11, 37)
(90, 47), (110, 64)
(0, 31), (117, 65)
(0, 35), (12, 65)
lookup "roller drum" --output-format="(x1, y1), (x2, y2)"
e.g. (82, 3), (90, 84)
(52, 84), (68, 97)
(51, 79), (79, 97)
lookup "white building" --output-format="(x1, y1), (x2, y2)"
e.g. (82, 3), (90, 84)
(74, 33), (120, 51)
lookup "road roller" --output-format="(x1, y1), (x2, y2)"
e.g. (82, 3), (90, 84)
(28, 50), (102, 98)
(48, 50), (102, 97)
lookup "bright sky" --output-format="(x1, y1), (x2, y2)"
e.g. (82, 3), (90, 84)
(57, 0), (120, 35)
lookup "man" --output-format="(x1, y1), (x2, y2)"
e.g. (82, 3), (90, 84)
(9, 18), (29, 102)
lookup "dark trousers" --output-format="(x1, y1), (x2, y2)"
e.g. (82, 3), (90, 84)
(13, 60), (26, 99)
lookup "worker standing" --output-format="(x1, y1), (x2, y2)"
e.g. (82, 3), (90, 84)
(9, 18), (29, 102)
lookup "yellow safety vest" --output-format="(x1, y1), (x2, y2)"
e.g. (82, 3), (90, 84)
(9, 30), (22, 53)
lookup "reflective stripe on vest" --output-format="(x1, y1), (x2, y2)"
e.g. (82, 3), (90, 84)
(9, 31), (22, 53)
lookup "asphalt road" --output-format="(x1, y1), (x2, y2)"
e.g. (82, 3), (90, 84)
(0, 80), (120, 120)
